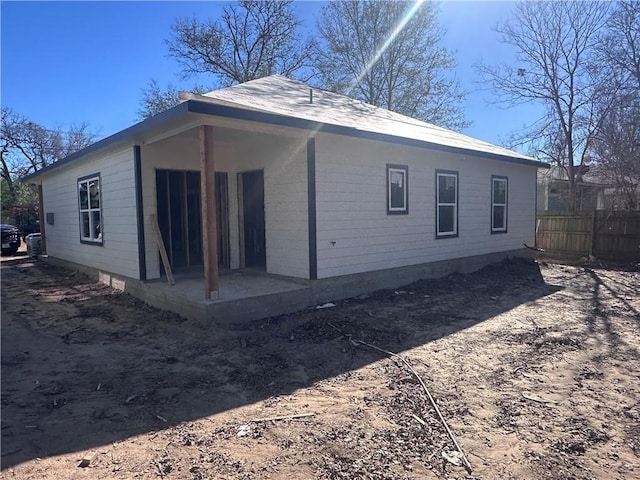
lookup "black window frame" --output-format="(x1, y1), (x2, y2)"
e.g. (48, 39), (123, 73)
(435, 169), (459, 238)
(77, 173), (103, 245)
(491, 175), (508, 234)
(386, 164), (409, 215)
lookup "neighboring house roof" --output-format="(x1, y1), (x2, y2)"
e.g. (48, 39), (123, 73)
(584, 164), (638, 189)
(538, 165), (615, 188)
(25, 75), (547, 181)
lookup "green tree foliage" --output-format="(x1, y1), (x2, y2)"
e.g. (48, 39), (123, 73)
(0, 179), (38, 224)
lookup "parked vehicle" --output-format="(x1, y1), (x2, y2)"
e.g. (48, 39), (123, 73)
(1, 224), (21, 255)
(20, 222), (40, 241)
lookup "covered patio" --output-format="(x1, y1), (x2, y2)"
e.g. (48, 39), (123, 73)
(136, 112), (313, 303)
(128, 268), (313, 325)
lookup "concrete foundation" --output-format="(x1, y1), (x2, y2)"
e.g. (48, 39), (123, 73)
(41, 248), (531, 324)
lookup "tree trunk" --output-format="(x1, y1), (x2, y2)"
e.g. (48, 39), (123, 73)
(568, 178), (578, 212)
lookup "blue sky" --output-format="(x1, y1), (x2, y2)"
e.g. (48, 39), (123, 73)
(1, 1), (541, 151)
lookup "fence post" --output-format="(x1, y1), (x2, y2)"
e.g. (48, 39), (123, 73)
(589, 209), (597, 258)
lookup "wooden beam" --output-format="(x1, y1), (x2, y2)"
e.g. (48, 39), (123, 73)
(150, 214), (175, 285)
(37, 184), (47, 255)
(200, 125), (219, 300)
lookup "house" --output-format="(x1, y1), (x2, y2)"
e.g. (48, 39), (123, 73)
(25, 75), (548, 322)
(537, 164), (639, 212)
(537, 165), (609, 212)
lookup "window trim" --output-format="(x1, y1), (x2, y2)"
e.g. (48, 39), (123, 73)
(386, 164), (409, 215)
(435, 170), (459, 238)
(77, 173), (103, 245)
(491, 175), (508, 234)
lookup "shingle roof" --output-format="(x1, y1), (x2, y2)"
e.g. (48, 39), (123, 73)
(197, 75), (539, 164)
(25, 75), (546, 182)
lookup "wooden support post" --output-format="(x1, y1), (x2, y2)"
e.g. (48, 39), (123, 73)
(200, 125), (219, 300)
(37, 184), (47, 255)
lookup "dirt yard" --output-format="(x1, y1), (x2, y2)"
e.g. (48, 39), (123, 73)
(1, 250), (639, 480)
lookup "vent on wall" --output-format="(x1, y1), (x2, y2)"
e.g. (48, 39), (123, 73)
(46, 212), (54, 225)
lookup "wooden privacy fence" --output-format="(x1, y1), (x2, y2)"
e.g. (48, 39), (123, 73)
(536, 211), (640, 262)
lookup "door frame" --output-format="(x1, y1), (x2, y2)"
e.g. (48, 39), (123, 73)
(155, 168), (230, 272)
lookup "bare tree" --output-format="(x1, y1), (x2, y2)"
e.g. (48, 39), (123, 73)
(167, 0), (312, 87)
(1, 107), (96, 187)
(592, 100), (640, 210)
(591, 1), (640, 210)
(313, 0), (468, 130)
(599, 0), (640, 90)
(137, 79), (209, 120)
(479, 2), (613, 211)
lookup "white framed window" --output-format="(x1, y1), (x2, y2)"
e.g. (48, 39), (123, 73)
(436, 170), (458, 238)
(78, 174), (103, 244)
(387, 164), (408, 214)
(491, 176), (508, 233)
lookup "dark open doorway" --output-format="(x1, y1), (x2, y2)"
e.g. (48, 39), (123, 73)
(156, 169), (229, 274)
(215, 172), (230, 269)
(241, 170), (266, 269)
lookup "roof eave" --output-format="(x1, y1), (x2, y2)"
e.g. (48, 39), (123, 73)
(22, 102), (192, 182)
(23, 98), (547, 182)
(186, 100), (548, 168)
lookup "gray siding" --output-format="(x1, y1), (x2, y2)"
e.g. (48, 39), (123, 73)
(315, 133), (536, 279)
(41, 147), (139, 279)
